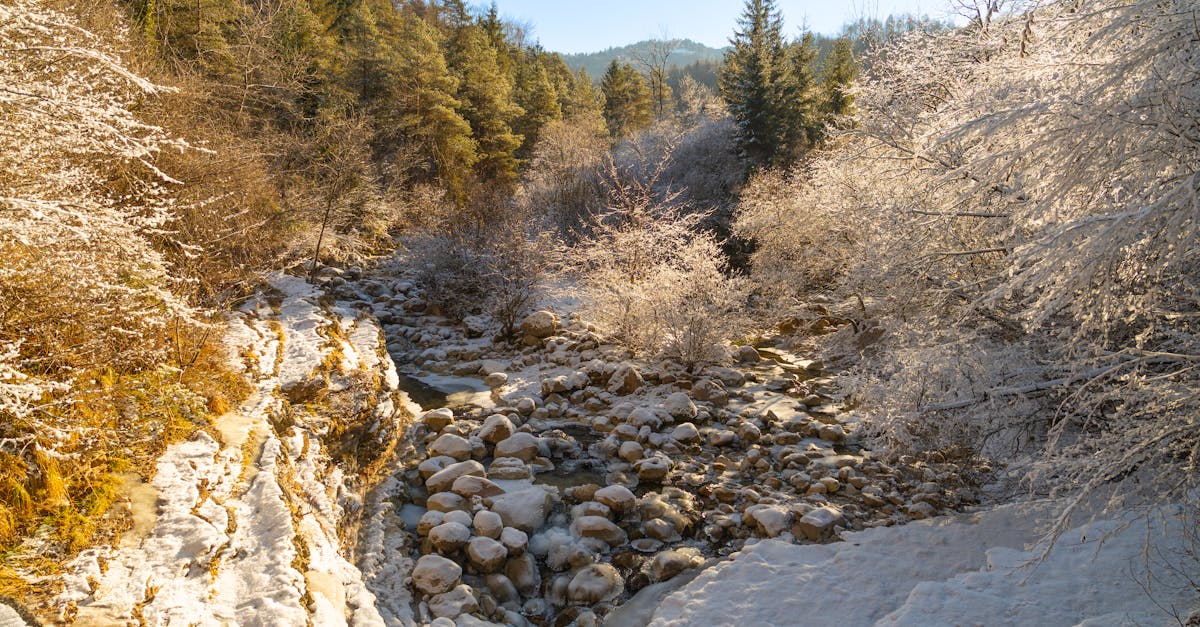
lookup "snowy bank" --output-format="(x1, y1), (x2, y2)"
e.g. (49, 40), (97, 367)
(646, 501), (1198, 626)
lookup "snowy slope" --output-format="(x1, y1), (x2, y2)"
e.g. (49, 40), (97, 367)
(646, 501), (1199, 626)
(56, 274), (408, 626)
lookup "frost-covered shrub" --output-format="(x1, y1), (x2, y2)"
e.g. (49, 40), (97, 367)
(573, 152), (750, 368)
(737, 0), (1200, 524)
(407, 200), (558, 339)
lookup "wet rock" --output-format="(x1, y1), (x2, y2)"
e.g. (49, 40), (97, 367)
(571, 515), (627, 546)
(487, 457), (531, 481)
(421, 408), (455, 431)
(452, 475), (505, 498)
(506, 553), (541, 596)
(426, 492), (468, 513)
(500, 527), (529, 555)
(473, 510), (504, 539)
(426, 460), (486, 494)
(647, 548), (703, 582)
(593, 485), (636, 514)
(567, 564), (624, 605)
(494, 432), (540, 462)
(634, 456), (672, 482)
(412, 554), (463, 595)
(486, 574), (520, 605)
(429, 521), (471, 553)
(488, 487), (553, 532)
(428, 584), (479, 619)
(468, 536), (509, 573)
(642, 517), (681, 542)
(418, 510), (445, 536)
(618, 440), (645, 463)
(479, 414), (516, 444)
(429, 433), (472, 461)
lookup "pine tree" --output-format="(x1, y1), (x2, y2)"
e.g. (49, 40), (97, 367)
(449, 24), (524, 190)
(719, 0), (819, 165)
(820, 35), (858, 120)
(383, 12), (478, 200)
(512, 56), (562, 157)
(600, 60), (653, 139)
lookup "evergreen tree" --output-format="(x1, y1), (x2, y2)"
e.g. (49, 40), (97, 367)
(719, 0), (819, 165)
(820, 35), (858, 119)
(449, 24), (524, 190)
(382, 13), (478, 201)
(512, 56), (562, 157)
(600, 60), (653, 139)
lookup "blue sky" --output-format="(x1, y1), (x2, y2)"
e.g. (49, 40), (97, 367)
(492, 1), (951, 54)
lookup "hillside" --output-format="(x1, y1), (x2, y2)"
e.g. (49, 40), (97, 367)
(562, 38), (727, 79)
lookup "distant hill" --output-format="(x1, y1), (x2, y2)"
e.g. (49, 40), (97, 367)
(562, 39), (728, 80)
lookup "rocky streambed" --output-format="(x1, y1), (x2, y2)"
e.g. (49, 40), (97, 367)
(317, 263), (983, 626)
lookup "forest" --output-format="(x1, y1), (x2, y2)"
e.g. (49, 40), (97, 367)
(0, 0), (1196, 624)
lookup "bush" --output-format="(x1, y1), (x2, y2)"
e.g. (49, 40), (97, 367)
(572, 150), (750, 368)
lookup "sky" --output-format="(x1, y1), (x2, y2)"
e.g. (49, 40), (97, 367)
(492, 0), (952, 54)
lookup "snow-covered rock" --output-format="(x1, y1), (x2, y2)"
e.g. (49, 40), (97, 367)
(412, 555), (462, 596)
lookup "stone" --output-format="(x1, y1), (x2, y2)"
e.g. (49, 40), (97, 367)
(488, 487), (553, 532)
(627, 407), (662, 429)
(736, 345), (761, 363)
(426, 492), (468, 513)
(647, 548), (703, 582)
(473, 510), (504, 539)
(417, 510), (445, 536)
(429, 433), (472, 461)
(594, 485), (636, 513)
(494, 432), (540, 462)
(429, 521), (471, 553)
(484, 372), (509, 388)
(479, 414), (515, 444)
(419, 456), (456, 480)
(634, 456), (672, 482)
(571, 501), (612, 520)
(506, 553), (541, 596)
(500, 527), (529, 555)
(567, 564), (624, 605)
(671, 422), (700, 443)
(618, 440), (645, 463)
(467, 536), (509, 573)
(451, 474), (505, 498)
(907, 501), (937, 519)
(818, 424), (846, 443)
(642, 517), (680, 542)
(745, 504), (792, 538)
(426, 460), (486, 494)
(421, 408), (455, 431)
(691, 379), (728, 405)
(412, 555), (462, 595)
(795, 505), (844, 541)
(443, 510), (472, 527)
(486, 574), (520, 605)
(571, 515), (628, 546)
(663, 392), (697, 420)
(607, 364), (643, 395)
(520, 310), (559, 339)
(487, 457), (531, 480)
(428, 584), (478, 619)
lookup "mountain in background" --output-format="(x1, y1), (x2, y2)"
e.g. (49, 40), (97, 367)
(562, 38), (728, 80)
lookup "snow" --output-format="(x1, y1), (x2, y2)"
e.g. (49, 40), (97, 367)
(645, 500), (1199, 626)
(58, 275), (405, 627)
